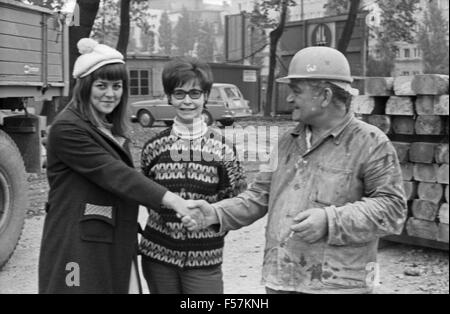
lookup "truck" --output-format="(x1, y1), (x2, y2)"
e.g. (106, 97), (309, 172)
(0, 0), (69, 269)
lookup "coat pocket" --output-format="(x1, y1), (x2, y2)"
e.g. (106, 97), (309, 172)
(311, 164), (353, 207)
(79, 203), (116, 243)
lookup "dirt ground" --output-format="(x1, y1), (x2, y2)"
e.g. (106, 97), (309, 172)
(0, 119), (448, 294)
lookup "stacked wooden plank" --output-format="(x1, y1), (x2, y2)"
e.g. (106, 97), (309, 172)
(352, 74), (449, 249)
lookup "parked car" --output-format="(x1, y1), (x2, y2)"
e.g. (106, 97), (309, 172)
(130, 83), (252, 127)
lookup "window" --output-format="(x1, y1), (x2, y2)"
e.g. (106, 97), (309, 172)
(209, 87), (222, 101)
(224, 87), (241, 100)
(404, 48), (410, 58)
(402, 71), (410, 76)
(129, 69), (151, 96)
(413, 71), (421, 75)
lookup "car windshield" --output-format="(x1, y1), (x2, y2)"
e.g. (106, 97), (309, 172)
(224, 87), (241, 100)
(209, 87), (222, 101)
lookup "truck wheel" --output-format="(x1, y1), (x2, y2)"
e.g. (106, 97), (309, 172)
(0, 130), (27, 270)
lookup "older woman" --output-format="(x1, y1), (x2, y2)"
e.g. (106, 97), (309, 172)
(139, 57), (247, 294)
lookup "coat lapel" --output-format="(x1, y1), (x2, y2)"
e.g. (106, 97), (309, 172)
(66, 108), (134, 166)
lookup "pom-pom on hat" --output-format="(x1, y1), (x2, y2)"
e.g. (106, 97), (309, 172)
(73, 38), (124, 79)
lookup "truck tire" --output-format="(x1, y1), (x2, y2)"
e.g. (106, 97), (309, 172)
(0, 130), (27, 270)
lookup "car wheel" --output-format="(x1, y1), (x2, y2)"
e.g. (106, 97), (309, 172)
(202, 110), (213, 126)
(219, 119), (235, 127)
(137, 110), (154, 128)
(164, 120), (174, 126)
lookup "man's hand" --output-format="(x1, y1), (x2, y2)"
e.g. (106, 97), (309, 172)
(182, 200), (219, 231)
(290, 208), (328, 243)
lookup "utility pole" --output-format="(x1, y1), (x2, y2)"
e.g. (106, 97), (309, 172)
(300, 0), (304, 21)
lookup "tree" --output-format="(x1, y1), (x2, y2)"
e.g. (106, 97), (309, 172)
(158, 11), (173, 56)
(116, 0), (131, 56)
(174, 7), (198, 56)
(91, 0), (120, 46)
(367, 0), (419, 76)
(417, 0), (449, 74)
(130, 1), (159, 53)
(196, 21), (215, 61)
(251, 0), (296, 117)
(22, 0), (63, 10)
(324, 0), (350, 15)
(336, 0), (361, 53)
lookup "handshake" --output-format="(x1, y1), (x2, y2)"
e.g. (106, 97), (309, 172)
(162, 192), (218, 231)
(179, 200), (218, 231)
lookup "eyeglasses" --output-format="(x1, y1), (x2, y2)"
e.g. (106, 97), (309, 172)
(172, 89), (204, 100)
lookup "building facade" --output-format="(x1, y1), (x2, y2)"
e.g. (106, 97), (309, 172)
(288, 0), (449, 76)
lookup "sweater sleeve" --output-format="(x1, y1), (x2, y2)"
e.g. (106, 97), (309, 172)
(49, 121), (168, 209)
(140, 133), (164, 178)
(216, 140), (247, 201)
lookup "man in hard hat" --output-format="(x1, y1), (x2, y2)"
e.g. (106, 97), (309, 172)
(184, 46), (407, 294)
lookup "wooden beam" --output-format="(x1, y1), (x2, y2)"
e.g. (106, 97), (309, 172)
(416, 96), (436, 115)
(437, 164), (449, 184)
(409, 142), (436, 163)
(406, 218), (438, 240)
(366, 115), (391, 134)
(392, 142), (411, 163)
(434, 95), (449, 115)
(393, 76), (415, 96)
(352, 95), (376, 114)
(364, 77), (394, 96)
(435, 143), (449, 164)
(411, 74), (449, 95)
(417, 182), (443, 204)
(439, 203), (449, 224)
(386, 96), (415, 115)
(400, 163), (414, 181)
(411, 199), (439, 221)
(437, 223), (449, 243)
(403, 181), (417, 200)
(383, 234), (449, 250)
(415, 115), (444, 135)
(413, 163), (438, 183)
(392, 116), (415, 135)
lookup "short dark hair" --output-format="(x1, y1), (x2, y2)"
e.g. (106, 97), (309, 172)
(162, 57), (213, 95)
(69, 63), (129, 137)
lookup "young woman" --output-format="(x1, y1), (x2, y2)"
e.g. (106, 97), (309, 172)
(39, 38), (192, 294)
(139, 57), (247, 294)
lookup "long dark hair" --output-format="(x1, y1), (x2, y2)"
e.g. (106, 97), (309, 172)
(68, 63), (129, 137)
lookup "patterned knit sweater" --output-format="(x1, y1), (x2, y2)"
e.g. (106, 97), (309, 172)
(138, 127), (246, 269)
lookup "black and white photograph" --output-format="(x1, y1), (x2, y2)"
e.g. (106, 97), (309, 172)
(0, 0), (448, 299)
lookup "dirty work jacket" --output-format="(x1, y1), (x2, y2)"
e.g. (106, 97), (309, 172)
(213, 114), (407, 294)
(39, 108), (168, 294)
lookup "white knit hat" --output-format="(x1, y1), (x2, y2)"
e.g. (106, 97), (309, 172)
(73, 38), (124, 79)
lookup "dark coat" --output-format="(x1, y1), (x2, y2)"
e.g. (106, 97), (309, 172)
(38, 108), (167, 294)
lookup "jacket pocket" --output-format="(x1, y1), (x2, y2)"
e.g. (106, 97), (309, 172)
(311, 164), (353, 207)
(321, 242), (373, 289)
(79, 203), (116, 243)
